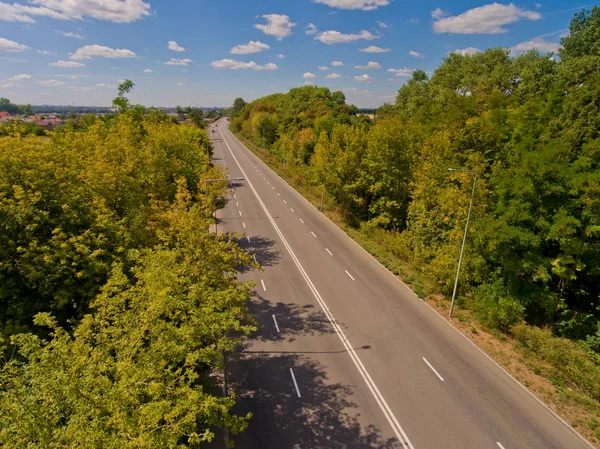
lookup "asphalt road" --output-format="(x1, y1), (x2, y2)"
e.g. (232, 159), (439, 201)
(208, 118), (593, 449)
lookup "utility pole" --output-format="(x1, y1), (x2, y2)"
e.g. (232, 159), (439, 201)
(448, 168), (477, 319)
(205, 177), (244, 234)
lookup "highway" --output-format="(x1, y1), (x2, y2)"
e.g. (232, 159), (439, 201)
(209, 118), (593, 449)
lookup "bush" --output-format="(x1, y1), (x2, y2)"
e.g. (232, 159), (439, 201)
(471, 279), (524, 331)
(512, 323), (600, 401)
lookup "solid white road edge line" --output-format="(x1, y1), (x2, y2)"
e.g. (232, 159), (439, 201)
(345, 270), (356, 281)
(422, 357), (445, 382)
(272, 314), (280, 333)
(261, 279), (267, 292)
(217, 123), (415, 449)
(326, 248), (333, 256)
(290, 368), (301, 398)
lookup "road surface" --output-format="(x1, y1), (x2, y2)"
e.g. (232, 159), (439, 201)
(208, 118), (592, 449)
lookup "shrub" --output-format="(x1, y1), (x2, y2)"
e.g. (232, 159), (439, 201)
(512, 323), (600, 401)
(471, 279), (524, 331)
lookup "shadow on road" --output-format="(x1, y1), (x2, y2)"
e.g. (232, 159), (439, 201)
(223, 294), (396, 449)
(229, 351), (399, 449)
(245, 294), (333, 343)
(236, 235), (281, 272)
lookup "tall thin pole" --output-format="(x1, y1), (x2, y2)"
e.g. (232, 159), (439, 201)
(449, 173), (477, 319)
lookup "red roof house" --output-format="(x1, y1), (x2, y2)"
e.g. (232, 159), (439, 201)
(0, 112), (12, 118)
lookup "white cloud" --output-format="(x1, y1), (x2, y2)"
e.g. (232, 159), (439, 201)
(303, 72), (316, 79)
(177, 82), (185, 86)
(0, 82), (14, 88)
(96, 83), (116, 88)
(50, 60), (85, 67)
(0, 2), (66, 22)
(331, 61), (344, 66)
(354, 61), (381, 69)
(409, 50), (423, 58)
(70, 45), (136, 60)
(230, 40), (270, 55)
(354, 74), (372, 82)
(55, 30), (83, 39)
(0, 37), (29, 52)
(325, 72), (342, 79)
(454, 47), (481, 55)
(359, 45), (390, 53)
(388, 67), (414, 76)
(37, 79), (66, 87)
(431, 7), (447, 20)
(36, 49), (56, 55)
(313, 0), (390, 11)
(433, 3), (541, 34)
(510, 37), (560, 55)
(318, 65), (329, 70)
(276, 53), (285, 59)
(164, 58), (192, 66)
(377, 20), (389, 28)
(0, 0), (152, 23)
(316, 29), (377, 44)
(254, 14), (295, 40)
(210, 59), (278, 70)
(304, 80), (314, 85)
(305, 23), (318, 35)
(11, 74), (31, 80)
(168, 40), (185, 52)
(69, 85), (94, 92)
(407, 17), (419, 23)
(143, 68), (153, 72)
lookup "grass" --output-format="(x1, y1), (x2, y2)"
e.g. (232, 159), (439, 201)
(233, 131), (600, 447)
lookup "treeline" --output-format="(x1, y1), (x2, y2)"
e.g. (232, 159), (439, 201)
(231, 9), (600, 359)
(0, 97), (33, 116)
(0, 83), (254, 445)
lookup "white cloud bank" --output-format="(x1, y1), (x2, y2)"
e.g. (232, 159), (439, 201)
(168, 41), (185, 52)
(433, 3), (541, 34)
(254, 14), (295, 40)
(360, 45), (390, 53)
(313, 0), (389, 11)
(230, 40), (270, 55)
(315, 29), (377, 44)
(164, 58), (192, 66)
(70, 45), (136, 60)
(354, 61), (381, 69)
(0, 37), (29, 52)
(211, 59), (278, 70)
(50, 60), (85, 67)
(0, 0), (151, 24)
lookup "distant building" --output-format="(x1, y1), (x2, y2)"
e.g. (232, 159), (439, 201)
(35, 119), (65, 130)
(0, 112), (11, 119)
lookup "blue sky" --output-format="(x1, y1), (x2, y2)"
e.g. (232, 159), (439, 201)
(0, 0), (588, 108)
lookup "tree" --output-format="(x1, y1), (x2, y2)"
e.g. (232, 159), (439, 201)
(112, 79), (135, 111)
(0, 184), (255, 447)
(231, 97), (247, 117)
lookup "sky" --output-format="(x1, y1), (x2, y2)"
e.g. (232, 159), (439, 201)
(0, 0), (590, 108)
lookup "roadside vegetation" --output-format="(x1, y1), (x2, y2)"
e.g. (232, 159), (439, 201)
(229, 7), (600, 443)
(0, 82), (254, 446)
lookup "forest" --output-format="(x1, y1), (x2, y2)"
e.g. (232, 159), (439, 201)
(230, 7), (600, 416)
(0, 84), (254, 446)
